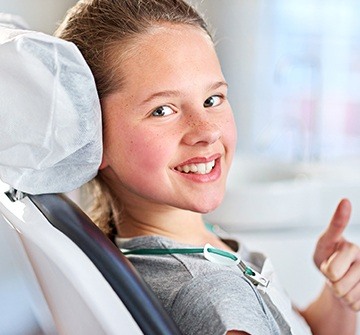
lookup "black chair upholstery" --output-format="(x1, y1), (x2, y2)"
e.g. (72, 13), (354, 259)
(29, 193), (181, 335)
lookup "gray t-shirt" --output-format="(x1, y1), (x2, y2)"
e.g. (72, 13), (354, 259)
(116, 235), (303, 335)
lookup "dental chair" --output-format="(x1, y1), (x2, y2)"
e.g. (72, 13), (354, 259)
(0, 20), (181, 335)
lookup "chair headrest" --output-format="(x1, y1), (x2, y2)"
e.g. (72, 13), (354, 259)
(0, 27), (102, 194)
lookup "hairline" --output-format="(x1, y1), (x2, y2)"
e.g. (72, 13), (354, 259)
(102, 22), (213, 99)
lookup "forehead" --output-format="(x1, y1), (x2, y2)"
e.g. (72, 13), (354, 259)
(115, 24), (223, 90)
(126, 23), (214, 59)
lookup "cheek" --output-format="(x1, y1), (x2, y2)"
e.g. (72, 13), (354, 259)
(222, 114), (237, 153)
(116, 128), (175, 173)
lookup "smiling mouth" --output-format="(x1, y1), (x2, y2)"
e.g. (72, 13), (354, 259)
(175, 160), (216, 175)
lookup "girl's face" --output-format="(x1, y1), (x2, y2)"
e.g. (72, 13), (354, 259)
(100, 24), (237, 214)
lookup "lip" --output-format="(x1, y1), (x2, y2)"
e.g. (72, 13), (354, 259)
(173, 155), (222, 183)
(175, 154), (221, 167)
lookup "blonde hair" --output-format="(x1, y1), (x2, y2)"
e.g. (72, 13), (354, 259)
(55, 0), (210, 239)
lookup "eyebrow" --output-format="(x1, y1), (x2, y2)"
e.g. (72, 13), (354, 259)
(141, 80), (228, 105)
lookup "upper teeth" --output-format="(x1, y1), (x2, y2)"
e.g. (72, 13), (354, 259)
(176, 160), (215, 174)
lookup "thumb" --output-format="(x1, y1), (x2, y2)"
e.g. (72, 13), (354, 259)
(314, 198), (352, 268)
(322, 198), (351, 244)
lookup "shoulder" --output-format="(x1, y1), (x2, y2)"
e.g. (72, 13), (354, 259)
(171, 271), (280, 335)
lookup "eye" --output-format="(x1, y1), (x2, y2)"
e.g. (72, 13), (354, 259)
(203, 95), (222, 108)
(151, 105), (174, 117)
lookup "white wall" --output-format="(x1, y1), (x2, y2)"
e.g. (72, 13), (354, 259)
(0, 0), (78, 33)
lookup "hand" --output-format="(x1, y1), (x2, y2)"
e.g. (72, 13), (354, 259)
(313, 198), (360, 311)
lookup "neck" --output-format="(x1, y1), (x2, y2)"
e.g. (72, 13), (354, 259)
(120, 207), (196, 240)
(117, 203), (227, 248)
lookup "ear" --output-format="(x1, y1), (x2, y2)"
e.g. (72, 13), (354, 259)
(98, 154), (109, 170)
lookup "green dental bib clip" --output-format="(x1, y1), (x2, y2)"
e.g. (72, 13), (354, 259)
(121, 243), (269, 288)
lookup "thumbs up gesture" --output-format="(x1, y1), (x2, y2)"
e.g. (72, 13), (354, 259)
(313, 199), (360, 311)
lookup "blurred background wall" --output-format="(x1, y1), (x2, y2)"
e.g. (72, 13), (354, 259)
(0, 0), (77, 34)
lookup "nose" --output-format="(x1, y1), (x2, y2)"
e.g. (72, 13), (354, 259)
(181, 114), (221, 146)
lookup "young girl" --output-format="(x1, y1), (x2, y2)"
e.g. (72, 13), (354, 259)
(56, 1), (360, 334)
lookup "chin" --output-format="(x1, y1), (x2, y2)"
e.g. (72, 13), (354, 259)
(190, 197), (224, 214)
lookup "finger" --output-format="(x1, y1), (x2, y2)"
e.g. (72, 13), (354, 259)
(320, 242), (359, 281)
(314, 199), (352, 268)
(331, 260), (360, 298)
(319, 199), (352, 246)
(343, 281), (360, 311)
(350, 293), (360, 312)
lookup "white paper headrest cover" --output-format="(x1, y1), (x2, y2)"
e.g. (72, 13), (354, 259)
(0, 28), (102, 194)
